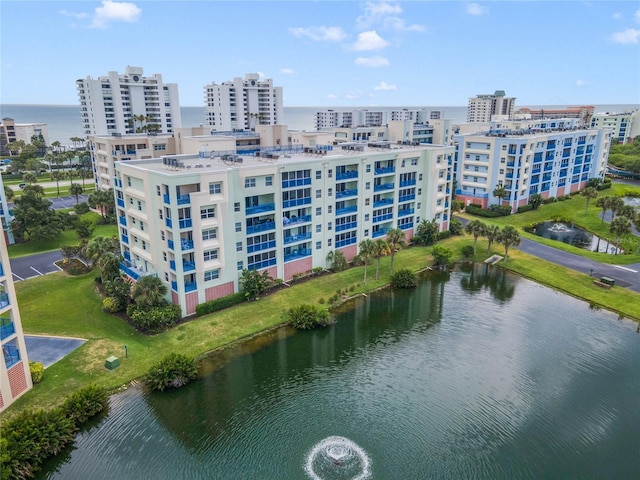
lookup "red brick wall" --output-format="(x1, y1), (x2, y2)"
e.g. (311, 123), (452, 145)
(0, 390), (4, 410)
(205, 281), (235, 301)
(284, 257), (313, 280)
(185, 291), (198, 316)
(557, 187), (566, 197)
(171, 291), (179, 305)
(8, 362), (28, 399)
(338, 244), (358, 261)
(263, 266), (278, 280)
(404, 229), (414, 241)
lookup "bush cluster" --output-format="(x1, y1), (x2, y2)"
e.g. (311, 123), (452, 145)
(146, 353), (198, 391)
(195, 292), (246, 316)
(73, 202), (91, 214)
(127, 304), (182, 334)
(517, 204), (534, 214)
(461, 245), (476, 258)
(287, 304), (331, 330)
(29, 361), (44, 384)
(390, 268), (417, 288)
(1, 385), (108, 480)
(466, 204), (512, 218)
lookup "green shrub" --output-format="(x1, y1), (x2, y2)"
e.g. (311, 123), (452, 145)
(437, 231), (451, 240)
(466, 204), (511, 218)
(73, 202), (91, 214)
(461, 245), (475, 258)
(29, 361), (44, 384)
(390, 268), (417, 288)
(318, 297), (325, 304)
(287, 304), (331, 330)
(195, 292), (246, 316)
(127, 304), (182, 334)
(61, 385), (109, 427)
(102, 296), (120, 313)
(449, 217), (463, 235)
(517, 204), (534, 213)
(146, 353), (198, 391)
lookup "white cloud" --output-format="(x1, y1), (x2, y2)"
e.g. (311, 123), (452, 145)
(289, 26), (347, 42)
(635, 9), (640, 23)
(612, 12), (623, 20)
(466, 3), (488, 16)
(355, 55), (390, 67)
(373, 81), (397, 91)
(344, 93), (359, 100)
(280, 68), (295, 75)
(355, 1), (425, 32)
(575, 79), (587, 87)
(611, 28), (640, 44)
(352, 31), (389, 51)
(326, 93), (338, 99)
(90, 1), (141, 29)
(59, 10), (90, 20)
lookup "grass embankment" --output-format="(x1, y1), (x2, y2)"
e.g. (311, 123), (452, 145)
(6, 234), (640, 419)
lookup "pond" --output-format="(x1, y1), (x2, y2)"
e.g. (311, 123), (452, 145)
(529, 221), (622, 254)
(38, 266), (640, 480)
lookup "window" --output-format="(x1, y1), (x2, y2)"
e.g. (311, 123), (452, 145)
(202, 228), (217, 240)
(418, 188), (422, 195)
(142, 241), (147, 251)
(328, 239), (332, 247)
(411, 158), (418, 166)
(366, 182), (371, 190)
(316, 224), (322, 233)
(316, 207), (322, 216)
(328, 188), (333, 196)
(159, 209), (163, 219)
(364, 229), (369, 237)
(209, 182), (222, 194)
(204, 269), (220, 281)
(164, 272), (169, 281)
(137, 200), (142, 211)
(234, 202), (240, 212)
(204, 249), (219, 261)
(328, 221), (332, 230)
(328, 169), (333, 178)
(161, 231), (165, 241)
(365, 198), (370, 206)
(156, 185), (161, 196)
(235, 222), (242, 232)
(366, 164), (371, 173)
(316, 189), (322, 199)
(236, 242), (243, 252)
(402, 160), (406, 168)
(265, 176), (272, 186)
(237, 261), (244, 271)
(201, 206), (216, 219)
(163, 252), (167, 261)
(316, 170), (321, 179)
(328, 205), (333, 214)
(316, 241), (322, 250)
(365, 214), (370, 221)
(245, 178), (256, 188)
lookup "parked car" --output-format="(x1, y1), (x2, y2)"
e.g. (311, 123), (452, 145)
(18, 183), (26, 189)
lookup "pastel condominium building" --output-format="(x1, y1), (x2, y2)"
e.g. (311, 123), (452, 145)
(114, 141), (453, 317)
(454, 118), (611, 211)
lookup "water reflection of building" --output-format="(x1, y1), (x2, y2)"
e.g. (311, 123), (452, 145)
(459, 262), (516, 302)
(0, 233), (32, 411)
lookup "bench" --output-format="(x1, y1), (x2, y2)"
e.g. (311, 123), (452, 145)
(593, 280), (611, 289)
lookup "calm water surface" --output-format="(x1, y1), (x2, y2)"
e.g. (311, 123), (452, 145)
(40, 267), (640, 479)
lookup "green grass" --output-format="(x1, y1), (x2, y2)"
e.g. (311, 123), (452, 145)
(7, 212), (118, 258)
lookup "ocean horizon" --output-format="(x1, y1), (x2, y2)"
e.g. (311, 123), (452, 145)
(1, 103), (638, 146)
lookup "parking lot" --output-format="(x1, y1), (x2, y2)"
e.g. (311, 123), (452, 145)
(10, 250), (63, 282)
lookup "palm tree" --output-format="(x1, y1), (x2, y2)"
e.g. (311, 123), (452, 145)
(372, 239), (390, 281)
(497, 226), (520, 263)
(51, 171), (63, 197)
(85, 236), (120, 266)
(7, 139), (26, 156)
(131, 275), (168, 309)
(609, 197), (624, 220)
(385, 228), (406, 274)
(464, 219), (486, 255)
(493, 183), (508, 204)
(581, 186), (598, 215)
(609, 217), (631, 255)
(358, 239), (375, 284)
(484, 224), (501, 254)
(595, 196), (612, 225)
(69, 183), (83, 204)
(22, 172), (37, 185)
(4, 184), (14, 202)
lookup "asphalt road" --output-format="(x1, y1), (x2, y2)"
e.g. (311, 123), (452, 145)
(10, 250), (63, 282)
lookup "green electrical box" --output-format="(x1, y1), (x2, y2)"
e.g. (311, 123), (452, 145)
(600, 277), (615, 287)
(105, 356), (120, 370)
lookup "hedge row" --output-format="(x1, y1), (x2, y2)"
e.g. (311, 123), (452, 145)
(466, 204), (512, 218)
(1, 385), (108, 480)
(195, 292), (246, 316)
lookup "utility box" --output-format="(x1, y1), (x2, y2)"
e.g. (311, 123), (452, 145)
(105, 356), (120, 370)
(600, 277), (615, 287)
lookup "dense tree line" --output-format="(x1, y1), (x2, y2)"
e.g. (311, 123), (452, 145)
(608, 136), (640, 174)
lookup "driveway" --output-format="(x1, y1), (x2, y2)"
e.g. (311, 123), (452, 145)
(10, 250), (63, 281)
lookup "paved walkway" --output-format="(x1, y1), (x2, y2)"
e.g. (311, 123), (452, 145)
(24, 335), (85, 368)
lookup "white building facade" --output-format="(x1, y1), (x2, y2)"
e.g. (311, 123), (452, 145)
(77, 66), (182, 136)
(0, 233), (32, 412)
(454, 123), (611, 211)
(590, 109), (640, 143)
(467, 90), (516, 123)
(204, 74), (284, 131)
(114, 144), (453, 316)
(315, 109), (444, 130)
(0, 118), (49, 156)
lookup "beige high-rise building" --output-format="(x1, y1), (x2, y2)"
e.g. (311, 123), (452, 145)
(467, 90), (516, 123)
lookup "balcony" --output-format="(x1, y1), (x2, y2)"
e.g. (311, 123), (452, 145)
(336, 189), (358, 199)
(544, 164), (554, 172)
(398, 194), (415, 203)
(374, 198), (394, 208)
(246, 203), (276, 215)
(336, 170), (358, 180)
(169, 260), (176, 271)
(119, 262), (144, 281)
(336, 221), (357, 232)
(248, 258), (277, 271)
(287, 215), (312, 226)
(373, 213), (393, 223)
(248, 221), (276, 234)
(374, 183), (395, 192)
(284, 248), (312, 262)
(121, 234), (129, 245)
(375, 166), (395, 175)
(179, 218), (193, 229)
(117, 198), (125, 208)
(399, 179), (416, 187)
(185, 282), (198, 293)
(282, 197), (311, 209)
(506, 173), (514, 179)
(177, 194), (190, 205)
(284, 232), (312, 244)
(165, 218), (173, 228)
(167, 239), (174, 250)
(399, 222), (413, 230)
(163, 194), (170, 204)
(247, 240), (276, 253)
(119, 216), (127, 226)
(506, 161), (515, 167)
(336, 205), (357, 216)
(282, 177), (311, 189)
(372, 228), (389, 238)
(3, 344), (20, 369)
(336, 237), (357, 248)
(183, 261), (196, 272)
(123, 251), (131, 261)
(171, 281), (178, 291)
(398, 208), (414, 217)
(0, 318), (15, 340)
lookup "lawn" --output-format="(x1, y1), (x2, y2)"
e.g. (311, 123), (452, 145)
(5, 234), (639, 418)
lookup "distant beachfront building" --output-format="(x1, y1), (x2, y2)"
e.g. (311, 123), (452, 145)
(315, 109), (444, 130)
(204, 74), (284, 131)
(113, 140), (453, 316)
(514, 106), (594, 126)
(590, 109), (640, 143)
(454, 119), (611, 212)
(76, 66), (182, 137)
(0, 233), (32, 412)
(467, 90), (516, 123)
(0, 118), (49, 156)
(0, 176), (14, 245)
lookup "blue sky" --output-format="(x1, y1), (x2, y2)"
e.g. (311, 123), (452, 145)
(1, 1), (639, 107)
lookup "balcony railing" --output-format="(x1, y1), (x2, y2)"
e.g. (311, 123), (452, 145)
(335, 237), (357, 248)
(121, 234), (129, 245)
(375, 166), (395, 175)
(171, 281), (178, 291)
(248, 258), (277, 271)
(399, 222), (413, 230)
(167, 239), (174, 250)
(282, 178), (312, 189)
(336, 189), (358, 199)
(169, 260), (176, 271)
(373, 213), (393, 223)
(284, 248), (312, 262)
(398, 194), (415, 203)
(282, 197), (311, 209)
(183, 261), (196, 272)
(374, 183), (394, 192)
(284, 232), (312, 244)
(180, 239), (194, 250)
(0, 319), (15, 340)
(163, 194), (170, 204)
(117, 198), (125, 208)
(336, 222), (357, 232)
(177, 194), (190, 205)
(336, 205), (357, 216)
(185, 282), (198, 293)
(119, 216), (127, 226)
(247, 240), (276, 253)
(123, 251), (131, 261)
(336, 170), (358, 180)
(398, 208), (414, 217)
(373, 198), (394, 208)
(3, 344), (20, 369)
(286, 214), (312, 226)
(372, 228), (389, 238)
(179, 218), (193, 229)
(165, 218), (173, 228)
(399, 179), (416, 187)
(248, 221), (276, 234)
(119, 262), (141, 281)
(246, 203), (276, 215)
